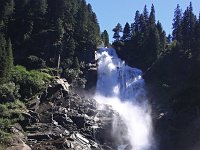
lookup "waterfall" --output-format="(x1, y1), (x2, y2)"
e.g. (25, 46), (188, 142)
(94, 47), (154, 150)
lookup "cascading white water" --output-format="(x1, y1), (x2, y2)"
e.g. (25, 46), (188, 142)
(94, 48), (154, 150)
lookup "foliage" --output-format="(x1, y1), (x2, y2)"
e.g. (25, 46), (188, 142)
(0, 34), (13, 84)
(11, 65), (53, 99)
(101, 30), (109, 47)
(144, 2), (200, 110)
(0, 100), (25, 118)
(112, 23), (122, 41)
(112, 5), (165, 71)
(122, 22), (131, 40)
(26, 55), (46, 70)
(0, 100), (26, 142)
(0, 82), (18, 102)
(0, 0), (100, 70)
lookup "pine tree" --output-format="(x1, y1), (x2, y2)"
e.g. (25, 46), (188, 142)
(143, 5), (149, 25)
(1, 0), (101, 71)
(5, 39), (13, 80)
(31, 0), (48, 33)
(157, 21), (166, 53)
(133, 10), (140, 33)
(149, 4), (156, 26)
(87, 11), (100, 49)
(139, 14), (146, 33)
(148, 26), (160, 62)
(188, 2), (196, 55)
(0, 33), (13, 83)
(193, 17), (200, 60)
(32, 0), (48, 15)
(67, 38), (75, 58)
(172, 4), (182, 42)
(181, 3), (196, 52)
(0, 32), (7, 83)
(101, 30), (109, 47)
(73, 57), (80, 70)
(112, 23), (122, 41)
(56, 18), (64, 41)
(122, 22), (131, 40)
(0, 0), (14, 20)
(166, 34), (172, 45)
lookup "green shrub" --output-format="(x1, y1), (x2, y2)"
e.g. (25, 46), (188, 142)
(0, 83), (18, 102)
(11, 65), (53, 99)
(26, 55), (46, 69)
(0, 83), (15, 96)
(0, 128), (12, 144)
(0, 100), (25, 119)
(0, 100), (25, 143)
(39, 67), (60, 76)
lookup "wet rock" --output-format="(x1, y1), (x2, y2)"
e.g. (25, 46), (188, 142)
(40, 78), (70, 103)
(27, 133), (51, 141)
(55, 78), (70, 93)
(27, 96), (40, 111)
(70, 115), (86, 129)
(19, 112), (39, 127)
(53, 113), (73, 126)
(15, 78), (128, 150)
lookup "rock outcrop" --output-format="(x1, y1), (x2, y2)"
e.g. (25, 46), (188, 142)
(8, 78), (128, 150)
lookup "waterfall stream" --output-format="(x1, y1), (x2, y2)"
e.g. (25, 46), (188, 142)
(94, 48), (154, 150)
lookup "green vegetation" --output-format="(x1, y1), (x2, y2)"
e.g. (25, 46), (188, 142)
(112, 4), (166, 71)
(0, 100), (26, 142)
(0, 82), (17, 102)
(4, 0), (100, 69)
(0, 33), (13, 84)
(0, 65), (53, 103)
(101, 30), (109, 47)
(0, 0), (100, 91)
(11, 65), (53, 99)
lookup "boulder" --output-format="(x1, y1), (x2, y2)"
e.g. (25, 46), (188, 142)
(53, 113), (73, 126)
(55, 78), (70, 93)
(6, 139), (31, 150)
(6, 144), (31, 150)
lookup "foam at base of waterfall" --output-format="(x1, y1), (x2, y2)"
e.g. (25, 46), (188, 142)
(94, 95), (153, 150)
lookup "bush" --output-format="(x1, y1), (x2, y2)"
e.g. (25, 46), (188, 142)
(0, 100), (26, 142)
(11, 65), (53, 99)
(0, 100), (25, 119)
(0, 128), (12, 144)
(39, 67), (60, 76)
(26, 55), (46, 70)
(0, 83), (18, 102)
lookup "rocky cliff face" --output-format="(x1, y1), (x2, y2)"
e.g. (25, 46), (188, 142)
(6, 78), (127, 150)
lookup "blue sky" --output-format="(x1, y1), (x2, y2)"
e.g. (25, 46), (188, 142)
(86, 0), (200, 42)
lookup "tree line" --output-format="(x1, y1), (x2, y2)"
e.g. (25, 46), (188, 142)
(0, 0), (101, 84)
(112, 2), (200, 72)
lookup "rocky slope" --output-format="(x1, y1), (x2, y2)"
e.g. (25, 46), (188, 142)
(6, 78), (128, 150)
